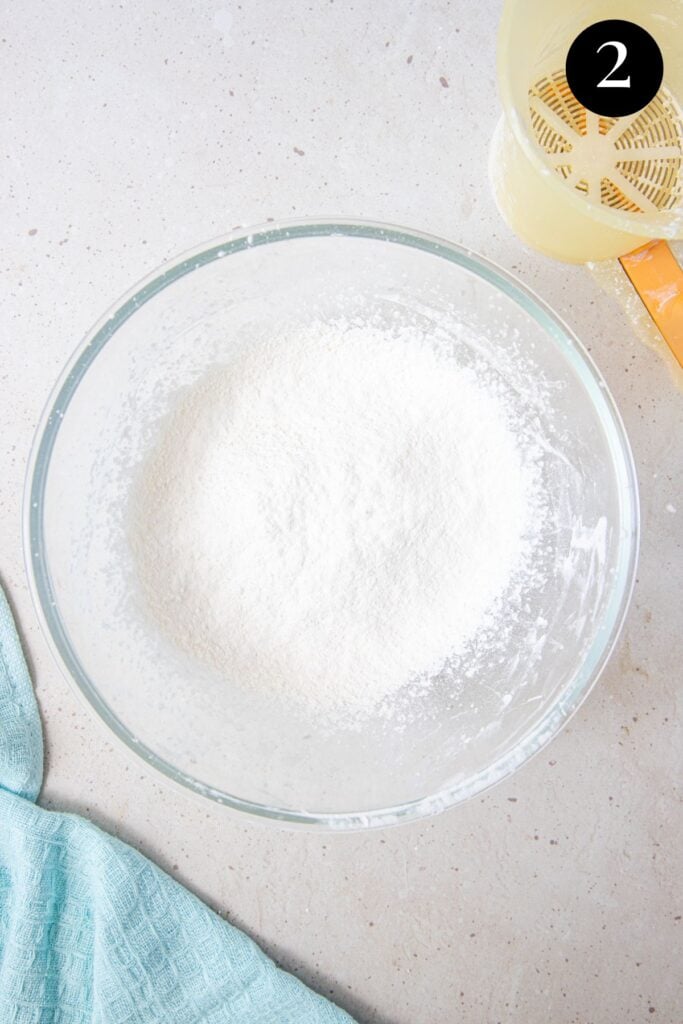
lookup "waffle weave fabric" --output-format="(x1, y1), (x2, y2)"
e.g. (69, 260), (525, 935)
(0, 584), (354, 1024)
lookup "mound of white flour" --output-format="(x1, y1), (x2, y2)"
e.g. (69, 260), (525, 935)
(130, 323), (538, 720)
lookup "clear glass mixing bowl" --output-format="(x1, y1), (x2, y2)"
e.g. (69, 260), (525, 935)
(25, 219), (639, 829)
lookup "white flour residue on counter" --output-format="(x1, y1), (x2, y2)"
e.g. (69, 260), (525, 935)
(130, 322), (545, 723)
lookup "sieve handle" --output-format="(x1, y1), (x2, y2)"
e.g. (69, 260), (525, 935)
(619, 240), (683, 367)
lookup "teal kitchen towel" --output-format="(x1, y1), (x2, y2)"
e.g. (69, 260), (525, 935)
(0, 584), (355, 1023)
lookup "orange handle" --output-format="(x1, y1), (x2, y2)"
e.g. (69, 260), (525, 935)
(619, 241), (683, 367)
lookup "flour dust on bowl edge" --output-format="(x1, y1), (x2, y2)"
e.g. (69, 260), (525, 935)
(25, 219), (639, 829)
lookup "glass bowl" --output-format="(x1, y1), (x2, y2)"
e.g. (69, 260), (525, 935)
(25, 219), (639, 829)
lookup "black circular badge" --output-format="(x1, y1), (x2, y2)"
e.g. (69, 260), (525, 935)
(565, 19), (663, 118)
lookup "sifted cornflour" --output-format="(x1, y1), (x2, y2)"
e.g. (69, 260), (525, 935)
(130, 322), (541, 721)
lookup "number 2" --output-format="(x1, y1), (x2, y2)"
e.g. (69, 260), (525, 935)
(597, 40), (631, 88)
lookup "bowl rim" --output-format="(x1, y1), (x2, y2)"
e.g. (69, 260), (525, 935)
(23, 216), (640, 830)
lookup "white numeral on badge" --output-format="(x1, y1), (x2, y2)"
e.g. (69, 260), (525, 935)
(597, 40), (631, 88)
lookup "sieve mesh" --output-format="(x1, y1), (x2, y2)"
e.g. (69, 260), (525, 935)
(528, 70), (683, 215)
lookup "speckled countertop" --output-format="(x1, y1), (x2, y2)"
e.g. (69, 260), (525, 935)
(2, 2), (682, 1021)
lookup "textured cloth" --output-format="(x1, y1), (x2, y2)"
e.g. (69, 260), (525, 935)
(0, 584), (354, 1023)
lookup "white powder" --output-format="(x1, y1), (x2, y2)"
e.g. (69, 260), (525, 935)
(130, 322), (540, 721)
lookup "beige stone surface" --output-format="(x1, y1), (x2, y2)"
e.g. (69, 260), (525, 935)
(1, 1), (681, 1021)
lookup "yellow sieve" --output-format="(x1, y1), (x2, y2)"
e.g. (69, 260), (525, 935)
(493, 0), (683, 369)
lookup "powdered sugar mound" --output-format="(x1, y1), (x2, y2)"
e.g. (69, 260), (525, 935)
(130, 322), (542, 722)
